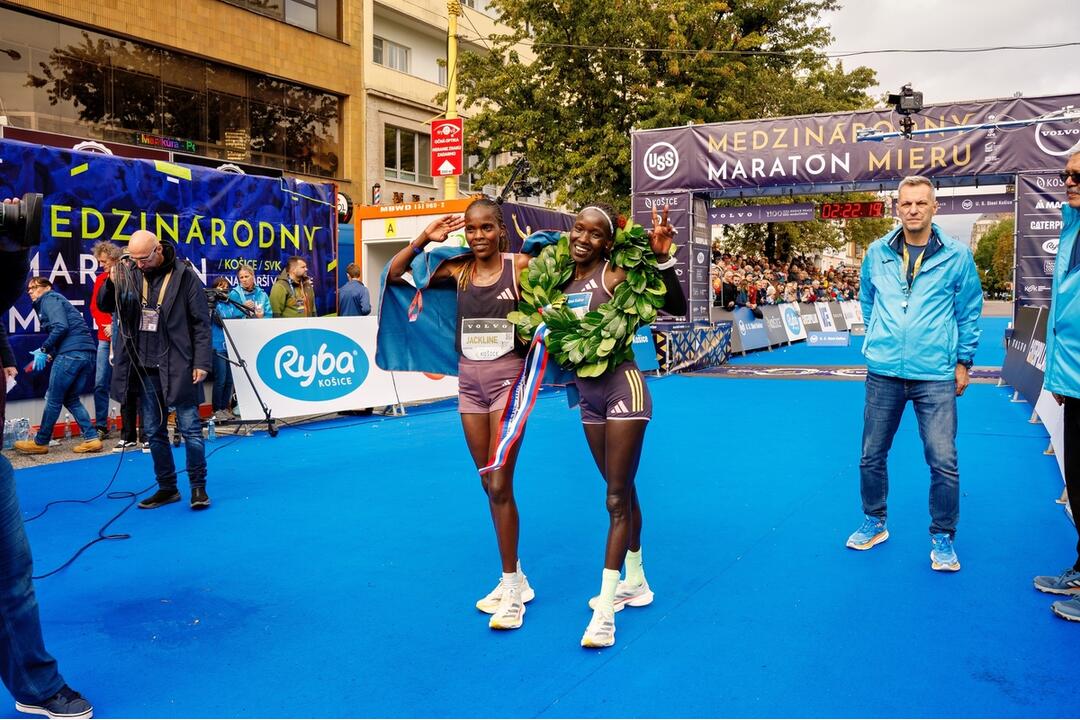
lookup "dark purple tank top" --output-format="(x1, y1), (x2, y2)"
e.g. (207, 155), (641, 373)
(455, 254), (520, 360)
(561, 262), (612, 318)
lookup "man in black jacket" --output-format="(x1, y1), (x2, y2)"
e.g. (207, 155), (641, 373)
(97, 230), (213, 510)
(13, 277), (103, 455)
(0, 198), (93, 718)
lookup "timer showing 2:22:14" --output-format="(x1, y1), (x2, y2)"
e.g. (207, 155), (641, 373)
(818, 201), (886, 219)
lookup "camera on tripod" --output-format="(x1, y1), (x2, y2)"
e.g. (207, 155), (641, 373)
(0, 192), (44, 253)
(888, 84), (924, 140)
(204, 287), (229, 304)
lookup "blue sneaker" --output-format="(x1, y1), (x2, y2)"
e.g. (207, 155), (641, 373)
(930, 533), (960, 572)
(15, 684), (92, 719)
(1034, 568), (1080, 595)
(846, 515), (888, 550)
(1052, 596), (1080, 622)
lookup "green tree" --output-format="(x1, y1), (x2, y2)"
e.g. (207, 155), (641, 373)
(973, 216), (1014, 295)
(454, 0), (878, 211)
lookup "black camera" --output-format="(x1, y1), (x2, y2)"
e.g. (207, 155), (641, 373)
(0, 192), (44, 253)
(888, 84), (924, 140)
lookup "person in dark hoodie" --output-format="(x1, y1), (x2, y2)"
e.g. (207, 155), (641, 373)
(97, 229), (213, 511)
(269, 256), (316, 318)
(13, 277), (102, 455)
(0, 197), (94, 719)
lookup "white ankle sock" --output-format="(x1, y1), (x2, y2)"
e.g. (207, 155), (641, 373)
(502, 571), (521, 589)
(597, 568), (620, 612)
(624, 548), (644, 586)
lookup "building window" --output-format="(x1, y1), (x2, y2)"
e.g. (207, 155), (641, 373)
(218, 0), (339, 40)
(373, 37), (411, 73)
(438, 62), (447, 87)
(384, 126), (432, 186)
(1, 7), (342, 178)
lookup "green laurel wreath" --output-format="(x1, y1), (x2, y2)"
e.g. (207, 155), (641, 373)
(507, 220), (671, 378)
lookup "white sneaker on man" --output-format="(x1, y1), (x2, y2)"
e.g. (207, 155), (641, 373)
(580, 606), (616, 648)
(476, 570), (535, 614)
(488, 583), (526, 630)
(588, 579), (654, 613)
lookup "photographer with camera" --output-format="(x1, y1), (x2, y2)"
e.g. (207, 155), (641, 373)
(1, 197), (93, 718)
(97, 230), (213, 511)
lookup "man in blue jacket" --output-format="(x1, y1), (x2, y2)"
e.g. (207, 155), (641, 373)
(338, 263), (371, 316)
(846, 175), (983, 571)
(1033, 151), (1080, 621)
(13, 277), (103, 454)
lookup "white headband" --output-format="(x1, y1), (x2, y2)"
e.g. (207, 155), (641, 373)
(580, 206), (614, 236)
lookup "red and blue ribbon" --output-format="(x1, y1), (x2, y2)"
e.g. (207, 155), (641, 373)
(479, 321), (550, 475)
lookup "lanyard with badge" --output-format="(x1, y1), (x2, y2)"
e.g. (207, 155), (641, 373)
(140, 270), (172, 331)
(899, 243), (925, 312)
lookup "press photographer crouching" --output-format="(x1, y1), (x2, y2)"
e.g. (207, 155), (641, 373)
(97, 229), (213, 511)
(1, 197), (93, 717)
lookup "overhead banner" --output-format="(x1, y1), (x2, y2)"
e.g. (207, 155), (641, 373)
(1015, 172), (1061, 310)
(0, 138), (337, 402)
(708, 203), (815, 225)
(225, 316), (458, 420)
(893, 193), (1014, 217)
(632, 93), (1080, 195)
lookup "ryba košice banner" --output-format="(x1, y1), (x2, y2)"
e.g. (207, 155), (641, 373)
(0, 138), (336, 402)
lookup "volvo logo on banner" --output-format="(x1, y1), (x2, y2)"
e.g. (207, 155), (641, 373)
(643, 141), (679, 181)
(256, 329), (370, 401)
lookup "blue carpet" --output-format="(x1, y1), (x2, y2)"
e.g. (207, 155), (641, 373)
(729, 316), (1010, 368)
(2, 375), (1074, 717)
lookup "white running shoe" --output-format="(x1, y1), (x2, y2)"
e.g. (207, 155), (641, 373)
(476, 572), (535, 614)
(488, 583), (525, 630)
(581, 606), (616, 648)
(588, 579), (654, 613)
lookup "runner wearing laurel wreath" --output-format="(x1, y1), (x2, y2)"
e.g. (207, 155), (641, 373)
(385, 198), (536, 632)
(508, 203), (685, 648)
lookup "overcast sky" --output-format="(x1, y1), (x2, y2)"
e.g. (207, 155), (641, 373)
(822, 0), (1080, 104)
(820, 1), (1080, 242)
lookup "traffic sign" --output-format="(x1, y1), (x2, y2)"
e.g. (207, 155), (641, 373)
(431, 118), (463, 177)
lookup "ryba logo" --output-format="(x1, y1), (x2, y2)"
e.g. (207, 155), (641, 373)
(783, 306), (802, 334)
(256, 329), (369, 401)
(643, 141), (679, 181)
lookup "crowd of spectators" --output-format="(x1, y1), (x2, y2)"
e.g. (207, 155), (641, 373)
(711, 251), (860, 311)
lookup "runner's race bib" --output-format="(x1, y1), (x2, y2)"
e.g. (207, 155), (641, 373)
(566, 292), (592, 320)
(461, 318), (514, 361)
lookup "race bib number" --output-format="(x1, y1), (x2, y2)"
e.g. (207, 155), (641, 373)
(566, 292), (592, 320)
(140, 308), (160, 332)
(461, 318), (514, 361)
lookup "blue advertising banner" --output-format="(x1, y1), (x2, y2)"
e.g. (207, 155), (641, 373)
(806, 331), (850, 347)
(0, 138), (336, 401)
(631, 325), (660, 372)
(726, 306), (771, 353)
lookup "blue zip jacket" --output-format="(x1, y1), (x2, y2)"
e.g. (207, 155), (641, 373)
(223, 286), (273, 319)
(33, 290), (96, 357)
(860, 224), (983, 380)
(1044, 202), (1080, 399)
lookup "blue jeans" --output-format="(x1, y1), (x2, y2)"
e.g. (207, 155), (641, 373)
(859, 372), (960, 537)
(139, 371), (207, 491)
(0, 454), (65, 704)
(93, 340), (112, 431)
(211, 350), (233, 412)
(34, 351), (96, 445)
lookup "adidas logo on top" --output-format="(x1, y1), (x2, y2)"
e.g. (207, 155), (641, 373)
(497, 288), (516, 301)
(583, 279), (599, 291)
(610, 400), (628, 415)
